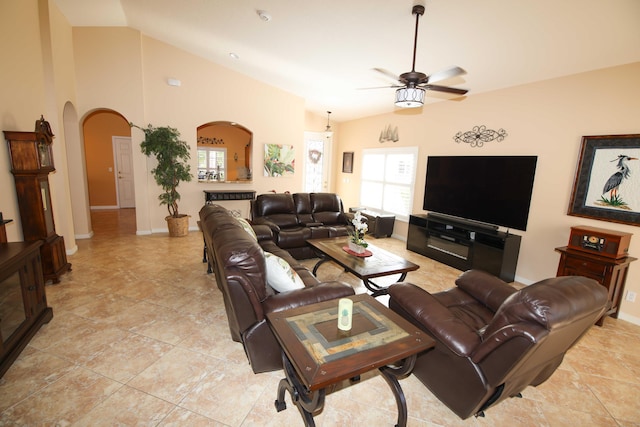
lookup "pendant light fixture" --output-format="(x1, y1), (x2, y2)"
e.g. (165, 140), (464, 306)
(325, 111), (332, 132)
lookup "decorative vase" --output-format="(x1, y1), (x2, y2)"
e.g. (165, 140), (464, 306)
(348, 241), (366, 254)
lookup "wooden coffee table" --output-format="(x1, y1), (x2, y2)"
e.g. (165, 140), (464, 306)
(267, 293), (434, 427)
(307, 237), (419, 296)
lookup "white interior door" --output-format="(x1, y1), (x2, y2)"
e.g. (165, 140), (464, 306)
(113, 136), (136, 208)
(304, 131), (332, 192)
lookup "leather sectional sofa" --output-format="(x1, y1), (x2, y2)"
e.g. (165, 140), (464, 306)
(250, 192), (351, 259)
(199, 203), (354, 373)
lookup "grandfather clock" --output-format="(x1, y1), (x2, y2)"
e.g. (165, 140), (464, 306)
(4, 116), (71, 283)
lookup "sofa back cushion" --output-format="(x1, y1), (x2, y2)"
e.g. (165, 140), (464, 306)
(201, 204), (269, 304)
(482, 276), (607, 338)
(293, 193), (314, 224)
(311, 193), (344, 224)
(252, 193), (299, 228)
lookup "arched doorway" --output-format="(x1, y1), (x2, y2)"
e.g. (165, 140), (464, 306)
(81, 109), (136, 235)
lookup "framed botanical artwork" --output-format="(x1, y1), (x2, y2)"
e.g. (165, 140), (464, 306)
(568, 134), (640, 226)
(264, 144), (295, 177)
(342, 152), (354, 173)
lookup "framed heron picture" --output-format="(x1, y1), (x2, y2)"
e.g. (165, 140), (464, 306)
(568, 134), (640, 226)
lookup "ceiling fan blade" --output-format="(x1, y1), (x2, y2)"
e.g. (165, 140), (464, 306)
(424, 84), (468, 95)
(373, 68), (401, 84)
(358, 85), (404, 90)
(426, 66), (467, 84)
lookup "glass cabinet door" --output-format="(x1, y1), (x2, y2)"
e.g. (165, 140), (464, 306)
(0, 271), (26, 345)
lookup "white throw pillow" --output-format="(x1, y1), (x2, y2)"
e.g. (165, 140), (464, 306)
(264, 252), (305, 293)
(236, 217), (257, 241)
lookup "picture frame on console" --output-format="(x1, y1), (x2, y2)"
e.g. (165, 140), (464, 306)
(568, 134), (640, 226)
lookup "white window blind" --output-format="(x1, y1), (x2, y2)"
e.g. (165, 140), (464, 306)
(360, 147), (418, 220)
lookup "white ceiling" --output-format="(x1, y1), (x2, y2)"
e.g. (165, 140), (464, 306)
(53, 0), (640, 122)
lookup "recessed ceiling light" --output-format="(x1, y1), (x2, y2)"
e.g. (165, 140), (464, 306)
(229, 52), (240, 60)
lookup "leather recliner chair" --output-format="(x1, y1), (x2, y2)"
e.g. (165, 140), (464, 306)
(388, 269), (608, 419)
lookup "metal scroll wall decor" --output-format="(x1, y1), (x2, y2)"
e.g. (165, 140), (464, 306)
(379, 124), (399, 143)
(454, 125), (507, 147)
(197, 136), (225, 145)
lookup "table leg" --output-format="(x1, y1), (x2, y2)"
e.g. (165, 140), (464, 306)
(275, 353), (325, 426)
(365, 272), (408, 297)
(378, 355), (417, 427)
(312, 257), (331, 276)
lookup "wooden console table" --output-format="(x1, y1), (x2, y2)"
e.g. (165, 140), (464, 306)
(204, 190), (256, 203)
(555, 246), (636, 326)
(0, 241), (53, 377)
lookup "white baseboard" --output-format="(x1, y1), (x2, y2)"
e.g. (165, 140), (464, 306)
(90, 205), (119, 210)
(617, 312), (640, 326)
(75, 231), (94, 239)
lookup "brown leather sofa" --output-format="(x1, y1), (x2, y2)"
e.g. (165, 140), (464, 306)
(250, 192), (351, 259)
(387, 269), (608, 419)
(199, 204), (354, 373)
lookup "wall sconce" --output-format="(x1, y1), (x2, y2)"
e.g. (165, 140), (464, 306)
(234, 153), (238, 162)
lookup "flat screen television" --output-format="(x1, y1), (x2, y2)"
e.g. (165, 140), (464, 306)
(423, 156), (538, 231)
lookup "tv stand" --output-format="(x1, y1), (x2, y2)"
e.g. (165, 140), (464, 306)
(407, 214), (521, 282)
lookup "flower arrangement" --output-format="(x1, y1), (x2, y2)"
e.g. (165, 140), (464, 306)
(349, 211), (369, 250)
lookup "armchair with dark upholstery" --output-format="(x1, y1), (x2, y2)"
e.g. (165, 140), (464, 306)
(388, 270), (608, 419)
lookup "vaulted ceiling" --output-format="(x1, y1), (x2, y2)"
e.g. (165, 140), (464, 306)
(53, 0), (640, 122)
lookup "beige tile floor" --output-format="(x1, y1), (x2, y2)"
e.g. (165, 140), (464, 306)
(1, 208), (639, 426)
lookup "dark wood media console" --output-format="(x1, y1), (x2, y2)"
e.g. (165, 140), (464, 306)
(407, 214), (521, 282)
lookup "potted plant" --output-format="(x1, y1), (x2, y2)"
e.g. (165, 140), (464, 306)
(347, 210), (369, 254)
(131, 123), (193, 236)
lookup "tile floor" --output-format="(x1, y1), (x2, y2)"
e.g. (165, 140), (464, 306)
(1, 208), (639, 426)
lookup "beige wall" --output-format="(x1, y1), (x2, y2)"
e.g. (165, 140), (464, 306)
(336, 62), (640, 322)
(1, 0), (77, 253)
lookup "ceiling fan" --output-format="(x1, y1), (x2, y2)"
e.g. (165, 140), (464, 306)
(370, 4), (468, 108)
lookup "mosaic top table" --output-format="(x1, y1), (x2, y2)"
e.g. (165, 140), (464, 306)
(267, 293), (434, 426)
(307, 237), (419, 297)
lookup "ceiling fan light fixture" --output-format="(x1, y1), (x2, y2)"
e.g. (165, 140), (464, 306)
(395, 87), (425, 108)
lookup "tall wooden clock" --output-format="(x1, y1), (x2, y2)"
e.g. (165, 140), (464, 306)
(4, 116), (71, 283)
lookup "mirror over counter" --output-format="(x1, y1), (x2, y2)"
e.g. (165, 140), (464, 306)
(197, 121), (252, 183)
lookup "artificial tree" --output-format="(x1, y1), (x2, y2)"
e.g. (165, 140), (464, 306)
(131, 123), (193, 235)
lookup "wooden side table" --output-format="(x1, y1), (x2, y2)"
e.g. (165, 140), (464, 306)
(267, 293), (434, 426)
(555, 246), (636, 326)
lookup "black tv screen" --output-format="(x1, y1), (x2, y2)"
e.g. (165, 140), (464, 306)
(423, 156), (537, 231)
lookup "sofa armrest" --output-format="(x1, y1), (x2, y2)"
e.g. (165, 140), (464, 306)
(301, 222), (324, 227)
(471, 322), (545, 364)
(252, 218), (281, 233)
(455, 270), (517, 312)
(388, 282), (481, 357)
(252, 224), (274, 242)
(338, 212), (351, 224)
(262, 282), (355, 314)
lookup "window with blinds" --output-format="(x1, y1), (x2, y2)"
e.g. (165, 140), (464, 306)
(360, 147), (418, 220)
